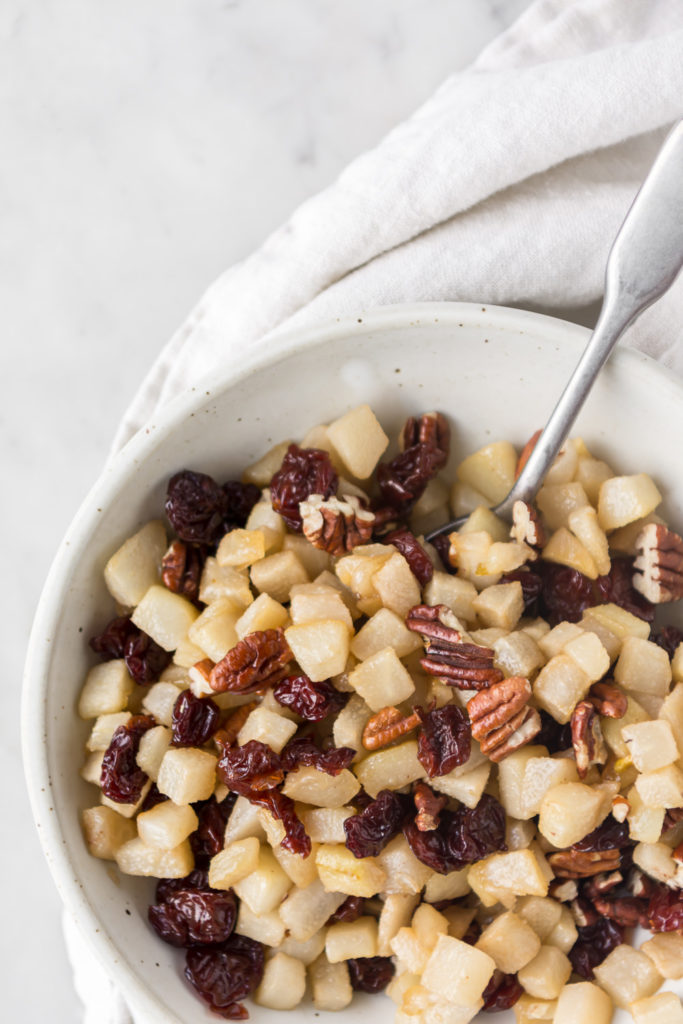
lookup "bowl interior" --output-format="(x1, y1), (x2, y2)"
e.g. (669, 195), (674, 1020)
(24, 302), (683, 1023)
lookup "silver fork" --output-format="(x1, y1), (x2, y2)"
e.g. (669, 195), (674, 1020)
(427, 119), (683, 544)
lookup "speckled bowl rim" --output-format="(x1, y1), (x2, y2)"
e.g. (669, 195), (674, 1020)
(22, 300), (679, 1022)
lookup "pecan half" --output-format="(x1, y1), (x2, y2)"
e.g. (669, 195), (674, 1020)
(664, 808), (683, 832)
(592, 895), (649, 928)
(300, 493), (375, 556)
(413, 781), (447, 832)
(587, 681), (628, 719)
(510, 500), (545, 550)
(582, 870), (623, 898)
(571, 700), (607, 779)
(161, 540), (203, 602)
(362, 705), (422, 750)
(406, 604), (503, 690)
(549, 878), (579, 903)
(633, 523), (683, 603)
(400, 411), (450, 457)
(466, 676), (541, 762)
(209, 628), (292, 693)
(548, 847), (621, 879)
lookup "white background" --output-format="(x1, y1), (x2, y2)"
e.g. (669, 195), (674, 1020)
(2, 1), (533, 1018)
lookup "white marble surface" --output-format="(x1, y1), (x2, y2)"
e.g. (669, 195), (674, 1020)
(2, 0), (533, 1018)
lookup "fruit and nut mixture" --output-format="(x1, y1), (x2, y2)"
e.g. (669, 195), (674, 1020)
(79, 404), (683, 1023)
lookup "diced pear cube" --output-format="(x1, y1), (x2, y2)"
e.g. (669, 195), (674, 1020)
(542, 527), (598, 579)
(660, 683), (683, 753)
(377, 835), (432, 895)
(423, 572), (478, 625)
(354, 740), (425, 798)
(422, 934), (496, 1007)
(316, 844), (386, 897)
(348, 646), (415, 711)
(131, 585), (199, 652)
(137, 800), (198, 850)
(78, 660), (134, 719)
(546, 904), (578, 954)
(622, 719), (679, 772)
(641, 932), (683, 979)
(326, 916), (378, 962)
(475, 911), (541, 973)
(563, 630), (610, 682)
(332, 693), (373, 762)
(391, 926), (432, 974)
(216, 527), (265, 569)
(81, 806), (136, 860)
(598, 473), (662, 530)
(467, 850), (549, 908)
(456, 442), (517, 505)
(208, 837), (260, 890)
(173, 637), (207, 670)
(245, 492), (287, 552)
(326, 404), (389, 480)
(198, 557), (254, 608)
(627, 785), (666, 843)
(450, 479), (491, 518)
(250, 549), (309, 603)
(576, 456), (613, 505)
(100, 783), (151, 820)
(537, 482), (590, 532)
(141, 681), (184, 726)
(579, 612), (622, 661)
(115, 837), (194, 878)
(505, 818), (536, 851)
(235, 592), (288, 639)
(633, 841), (677, 886)
(243, 441), (291, 487)
(493, 631), (545, 680)
(630, 993), (683, 1024)
(351, 607), (421, 661)
(86, 711), (131, 752)
(539, 782), (610, 847)
(187, 597), (239, 663)
(278, 879), (346, 941)
(533, 654), (592, 724)
(223, 795), (267, 844)
(585, 601), (651, 643)
(335, 545), (392, 603)
(517, 945), (571, 999)
(233, 845), (291, 914)
(157, 747), (217, 804)
(285, 619), (350, 682)
(544, 438), (581, 485)
(290, 587), (353, 632)
(134, 726), (171, 783)
(378, 893), (420, 955)
(603, 693), (648, 758)
(279, 931), (327, 966)
(81, 751), (104, 785)
(282, 766), (360, 808)
(514, 993), (558, 1023)
(537, 621), (584, 660)
(235, 901), (285, 947)
(254, 952), (306, 1010)
(271, 839), (320, 889)
(431, 761), (491, 809)
(520, 756), (579, 819)
(567, 505), (611, 576)
(459, 504), (510, 541)
(593, 943), (662, 1008)
(372, 551), (422, 618)
(515, 896), (562, 941)
(299, 806), (353, 844)
(636, 764), (683, 808)
(423, 867), (470, 904)
(104, 520), (166, 607)
(553, 982), (613, 1024)
(309, 954), (353, 1011)
(237, 706), (298, 754)
(472, 581), (524, 630)
(498, 745), (549, 820)
(615, 636), (673, 696)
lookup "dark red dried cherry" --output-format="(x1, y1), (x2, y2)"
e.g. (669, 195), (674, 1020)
(569, 917), (624, 978)
(417, 704), (471, 778)
(273, 674), (348, 721)
(245, 788), (311, 858)
(100, 714), (155, 803)
(190, 796), (235, 866)
(648, 884), (683, 932)
(280, 736), (355, 776)
(166, 469), (228, 546)
(404, 793), (507, 873)
(382, 528), (434, 586)
(90, 615), (170, 684)
(269, 444), (338, 531)
(149, 888), (237, 948)
(217, 739), (283, 796)
(347, 956), (395, 993)
(184, 934), (264, 1020)
(171, 690), (220, 747)
(222, 481), (261, 530)
(482, 970), (523, 1012)
(326, 896), (365, 924)
(344, 789), (410, 859)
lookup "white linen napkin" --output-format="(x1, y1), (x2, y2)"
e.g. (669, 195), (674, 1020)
(71, 0), (683, 1019)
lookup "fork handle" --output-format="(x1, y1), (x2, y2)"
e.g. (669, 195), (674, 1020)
(496, 119), (683, 520)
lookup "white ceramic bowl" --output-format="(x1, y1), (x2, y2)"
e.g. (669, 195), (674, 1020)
(23, 302), (683, 1023)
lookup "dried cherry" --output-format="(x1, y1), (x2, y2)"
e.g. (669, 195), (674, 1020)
(431, 532), (456, 574)
(280, 736), (355, 776)
(272, 674), (348, 721)
(171, 690), (220, 747)
(190, 796), (235, 866)
(246, 788), (311, 858)
(482, 970), (523, 1012)
(573, 817), (632, 852)
(140, 783), (169, 812)
(269, 444), (338, 531)
(344, 789), (410, 859)
(376, 444), (446, 514)
(382, 528), (434, 586)
(347, 956), (395, 993)
(648, 884), (683, 932)
(185, 934), (264, 1020)
(166, 469), (227, 546)
(100, 714), (155, 804)
(537, 556), (654, 626)
(217, 739), (283, 796)
(535, 709), (572, 753)
(404, 794), (507, 874)
(326, 896), (365, 924)
(156, 869), (210, 904)
(569, 917), (624, 979)
(222, 481), (261, 530)
(654, 625), (683, 659)
(149, 888), (237, 948)
(417, 704), (471, 778)
(90, 615), (170, 684)
(499, 567), (543, 614)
